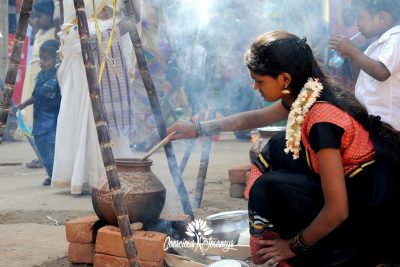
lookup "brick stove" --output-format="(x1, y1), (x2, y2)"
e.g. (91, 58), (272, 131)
(65, 214), (191, 266)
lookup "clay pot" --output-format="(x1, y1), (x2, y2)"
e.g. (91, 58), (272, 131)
(91, 158), (166, 226)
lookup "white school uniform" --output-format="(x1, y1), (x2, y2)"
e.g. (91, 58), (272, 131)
(355, 25), (400, 130)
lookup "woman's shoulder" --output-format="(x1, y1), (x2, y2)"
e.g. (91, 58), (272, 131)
(304, 102), (351, 129)
(309, 101), (347, 116)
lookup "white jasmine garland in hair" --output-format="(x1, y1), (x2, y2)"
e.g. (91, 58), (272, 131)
(284, 78), (323, 159)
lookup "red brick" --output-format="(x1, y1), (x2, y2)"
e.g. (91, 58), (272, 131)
(95, 226), (167, 262)
(94, 253), (129, 267)
(68, 242), (95, 264)
(65, 215), (100, 243)
(230, 183), (246, 198)
(93, 253), (164, 267)
(229, 164), (252, 184)
(95, 226), (126, 257)
(133, 231), (167, 262)
(140, 259), (165, 267)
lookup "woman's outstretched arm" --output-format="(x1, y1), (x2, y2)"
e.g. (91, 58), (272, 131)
(168, 101), (289, 140)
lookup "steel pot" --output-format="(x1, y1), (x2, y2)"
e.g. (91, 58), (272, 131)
(249, 126), (285, 163)
(206, 210), (248, 244)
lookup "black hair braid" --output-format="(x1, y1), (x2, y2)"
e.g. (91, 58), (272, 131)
(284, 38), (319, 96)
(318, 80), (400, 206)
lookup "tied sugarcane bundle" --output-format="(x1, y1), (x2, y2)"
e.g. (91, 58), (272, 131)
(122, 0), (194, 220)
(73, 1), (139, 266)
(0, 0), (33, 144)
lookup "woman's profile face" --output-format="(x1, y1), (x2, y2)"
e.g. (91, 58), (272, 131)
(249, 71), (283, 102)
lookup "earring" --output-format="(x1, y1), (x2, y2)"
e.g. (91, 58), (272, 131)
(282, 84), (290, 95)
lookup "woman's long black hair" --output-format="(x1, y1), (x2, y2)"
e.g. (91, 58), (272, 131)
(244, 30), (400, 207)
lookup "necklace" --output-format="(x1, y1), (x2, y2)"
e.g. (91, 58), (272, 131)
(284, 78), (323, 159)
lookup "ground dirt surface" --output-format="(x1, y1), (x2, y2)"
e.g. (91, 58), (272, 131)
(0, 133), (255, 267)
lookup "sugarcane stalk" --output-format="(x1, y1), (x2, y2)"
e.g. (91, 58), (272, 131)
(73, 1), (139, 266)
(0, 0), (33, 144)
(178, 111), (207, 175)
(123, 0), (194, 219)
(179, 139), (196, 175)
(192, 110), (215, 208)
(192, 136), (212, 208)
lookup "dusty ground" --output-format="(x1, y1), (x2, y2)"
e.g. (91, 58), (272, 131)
(0, 133), (253, 267)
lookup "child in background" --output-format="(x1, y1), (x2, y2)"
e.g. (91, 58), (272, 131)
(18, 40), (61, 186)
(18, 0), (56, 168)
(331, 0), (400, 130)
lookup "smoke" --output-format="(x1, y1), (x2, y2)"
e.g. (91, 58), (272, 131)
(158, 0), (330, 118)
(123, 1), (334, 148)
(125, 0), (337, 214)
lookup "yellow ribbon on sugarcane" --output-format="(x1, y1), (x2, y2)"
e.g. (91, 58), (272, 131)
(92, 0), (117, 83)
(92, 0), (104, 49)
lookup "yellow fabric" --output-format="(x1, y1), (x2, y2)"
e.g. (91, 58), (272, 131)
(347, 160), (376, 178)
(258, 154), (270, 169)
(323, 0), (330, 24)
(97, 0), (117, 83)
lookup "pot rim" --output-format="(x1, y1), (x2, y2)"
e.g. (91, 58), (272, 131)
(208, 259), (249, 267)
(257, 126), (286, 132)
(206, 210), (248, 223)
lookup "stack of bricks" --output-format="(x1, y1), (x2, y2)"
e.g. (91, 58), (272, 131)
(65, 215), (171, 266)
(228, 164), (252, 198)
(95, 226), (166, 266)
(66, 215), (101, 264)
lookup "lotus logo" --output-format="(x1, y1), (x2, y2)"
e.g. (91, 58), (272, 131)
(185, 219), (213, 241)
(163, 219), (235, 254)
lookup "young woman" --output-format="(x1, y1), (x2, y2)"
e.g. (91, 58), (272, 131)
(167, 30), (400, 266)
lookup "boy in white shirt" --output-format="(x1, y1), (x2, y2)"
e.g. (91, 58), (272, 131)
(331, 0), (400, 130)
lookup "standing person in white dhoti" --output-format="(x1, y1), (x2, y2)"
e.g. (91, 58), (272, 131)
(52, 0), (136, 194)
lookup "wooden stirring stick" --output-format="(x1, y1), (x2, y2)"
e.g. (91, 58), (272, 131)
(140, 131), (177, 161)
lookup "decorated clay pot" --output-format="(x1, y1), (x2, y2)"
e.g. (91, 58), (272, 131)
(91, 158), (166, 226)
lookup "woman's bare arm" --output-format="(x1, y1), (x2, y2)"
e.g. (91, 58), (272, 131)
(168, 101), (289, 140)
(218, 101), (289, 131)
(301, 148), (349, 246)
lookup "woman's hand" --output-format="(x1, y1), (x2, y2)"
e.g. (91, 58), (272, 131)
(167, 121), (197, 141)
(255, 238), (296, 266)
